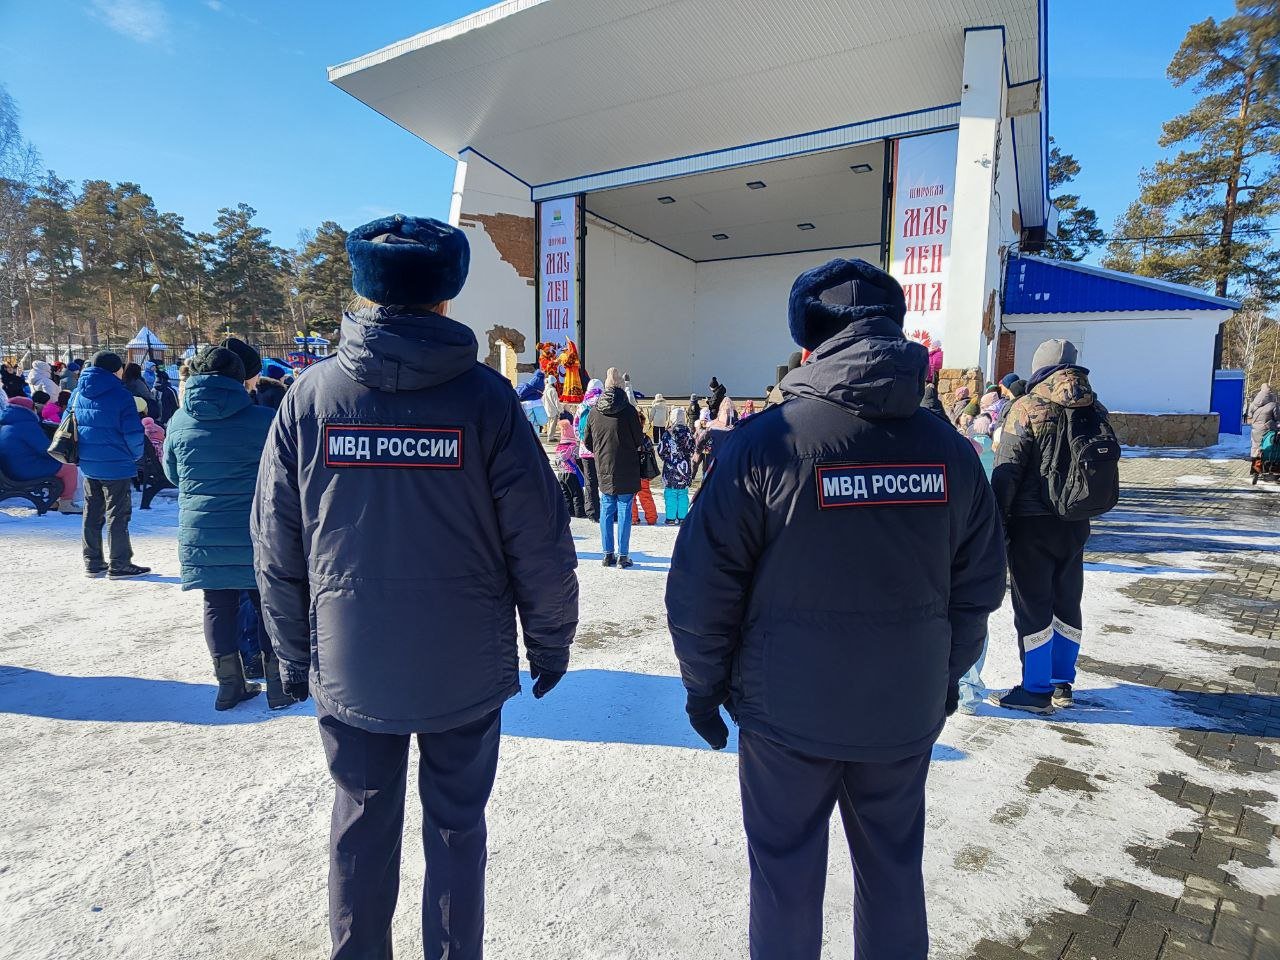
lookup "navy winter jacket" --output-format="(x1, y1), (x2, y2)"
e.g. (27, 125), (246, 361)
(163, 373), (276, 591)
(666, 315), (1007, 762)
(71, 366), (145, 481)
(252, 306), (579, 735)
(0, 403), (60, 481)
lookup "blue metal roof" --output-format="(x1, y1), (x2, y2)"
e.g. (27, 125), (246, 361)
(1003, 255), (1240, 315)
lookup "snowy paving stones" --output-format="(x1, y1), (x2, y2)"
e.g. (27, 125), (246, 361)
(0, 455), (1277, 958)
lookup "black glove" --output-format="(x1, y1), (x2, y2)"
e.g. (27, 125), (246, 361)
(686, 692), (730, 750)
(945, 682), (959, 717)
(529, 662), (565, 699)
(283, 678), (310, 703)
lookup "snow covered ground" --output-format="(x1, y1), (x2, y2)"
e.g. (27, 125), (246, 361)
(0, 483), (1277, 960)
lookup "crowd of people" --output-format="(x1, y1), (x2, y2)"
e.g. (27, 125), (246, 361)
(547, 369), (764, 567)
(0, 211), (1200, 960)
(1, 339), (306, 711)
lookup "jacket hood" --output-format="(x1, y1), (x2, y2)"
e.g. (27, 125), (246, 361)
(182, 373), (253, 421)
(780, 314), (927, 419)
(1030, 367), (1096, 409)
(77, 365), (127, 400)
(31, 360), (51, 375)
(337, 306), (477, 393)
(1254, 385), (1276, 406)
(595, 387), (634, 417)
(0, 403), (36, 426)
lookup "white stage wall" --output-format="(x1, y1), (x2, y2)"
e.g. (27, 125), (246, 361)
(583, 218), (695, 395)
(584, 215), (878, 397)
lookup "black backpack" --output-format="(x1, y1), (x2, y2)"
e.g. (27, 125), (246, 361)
(1039, 403), (1120, 520)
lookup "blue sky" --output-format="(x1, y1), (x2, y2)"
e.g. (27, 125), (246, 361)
(0, 0), (1238, 250)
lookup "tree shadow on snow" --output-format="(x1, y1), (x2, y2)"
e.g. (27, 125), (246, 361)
(0, 665), (967, 760)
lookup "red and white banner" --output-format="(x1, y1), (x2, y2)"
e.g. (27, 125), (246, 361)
(889, 129), (958, 353)
(537, 198), (578, 351)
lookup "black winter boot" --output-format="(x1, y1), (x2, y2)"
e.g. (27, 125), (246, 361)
(242, 651), (265, 681)
(213, 653), (261, 711)
(261, 650), (292, 710)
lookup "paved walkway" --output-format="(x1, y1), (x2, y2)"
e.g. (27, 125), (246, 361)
(973, 457), (1280, 960)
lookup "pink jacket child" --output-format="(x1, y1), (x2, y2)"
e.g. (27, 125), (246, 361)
(40, 401), (62, 423)
(556, 418), (582, 475)
(142, 417), (166, 460)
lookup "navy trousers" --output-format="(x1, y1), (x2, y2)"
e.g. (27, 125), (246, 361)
(738, 731), (931, 960)
(1008, 515), (1090, 694)
(317, 703), (501, 960)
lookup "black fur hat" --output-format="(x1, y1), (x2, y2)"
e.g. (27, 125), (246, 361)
(787, 258), (907, 350)
(346, 214), (470, 307)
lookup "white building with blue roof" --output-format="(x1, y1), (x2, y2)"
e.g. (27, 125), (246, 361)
(1002, 255), (1239, 421)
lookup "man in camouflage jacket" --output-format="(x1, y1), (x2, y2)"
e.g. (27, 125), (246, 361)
(989, 339), (1101, 714)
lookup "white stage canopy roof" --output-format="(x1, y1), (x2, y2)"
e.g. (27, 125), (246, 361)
(330, 0), (1048, 225)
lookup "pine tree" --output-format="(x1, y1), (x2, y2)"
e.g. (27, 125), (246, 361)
(1102, 3), (1280, 301)
(26, 173), (81, 348)
(207, 203), (285, 339)
(1043, 138), (1105, 261)
(297, 220), (352, 326)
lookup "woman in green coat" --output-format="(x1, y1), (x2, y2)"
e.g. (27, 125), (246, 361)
(163, 340), (285, 711)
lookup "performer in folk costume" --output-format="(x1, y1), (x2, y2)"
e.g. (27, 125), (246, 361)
(536, 341), (560, 378)
(558, 339), (586, 403)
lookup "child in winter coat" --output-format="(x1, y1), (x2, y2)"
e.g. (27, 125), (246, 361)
(555, 413), (586, 519)
(40, 401), (62, 424)
(631, 433), (659, 526)
(657, 411), (695, 524)
(142, 417), (166, 460)
(649, 394), (669, 444)
(575, 378), (604, 520)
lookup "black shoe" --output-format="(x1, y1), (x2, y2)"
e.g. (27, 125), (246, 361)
(85, 565), (108, 579)
(213, 653), (261, 711)
(987, 685), (1055, 715)
(601, 553), (617, 568)
(242, 652), (265, 681)
(262, 651), (292, 710)
(664, 519), (675, 525)
(1052, 684), (1074, 709)
(107, 564), (151, 579)
(619, 555), (634, 569)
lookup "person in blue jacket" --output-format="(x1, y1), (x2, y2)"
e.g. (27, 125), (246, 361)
(253, 214), (579, 960)
(0, 394), (77, 512)
(666, 258), (1007, 960)
(72, 352), (149, 578)
(164, 339), (283, 711)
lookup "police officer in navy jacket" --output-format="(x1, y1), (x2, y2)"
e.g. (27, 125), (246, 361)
(253, 215), (578, 960)
(666, 258), (1005, 960)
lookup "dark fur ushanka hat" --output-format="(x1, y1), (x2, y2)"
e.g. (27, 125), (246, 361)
(787, 258), (907, 350)
(346, 215), (470, 307)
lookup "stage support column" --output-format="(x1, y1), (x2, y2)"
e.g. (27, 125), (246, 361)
(945, 27), (1007, 372)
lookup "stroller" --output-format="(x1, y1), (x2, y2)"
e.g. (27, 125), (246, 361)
(1251, 430), (1280, 485)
